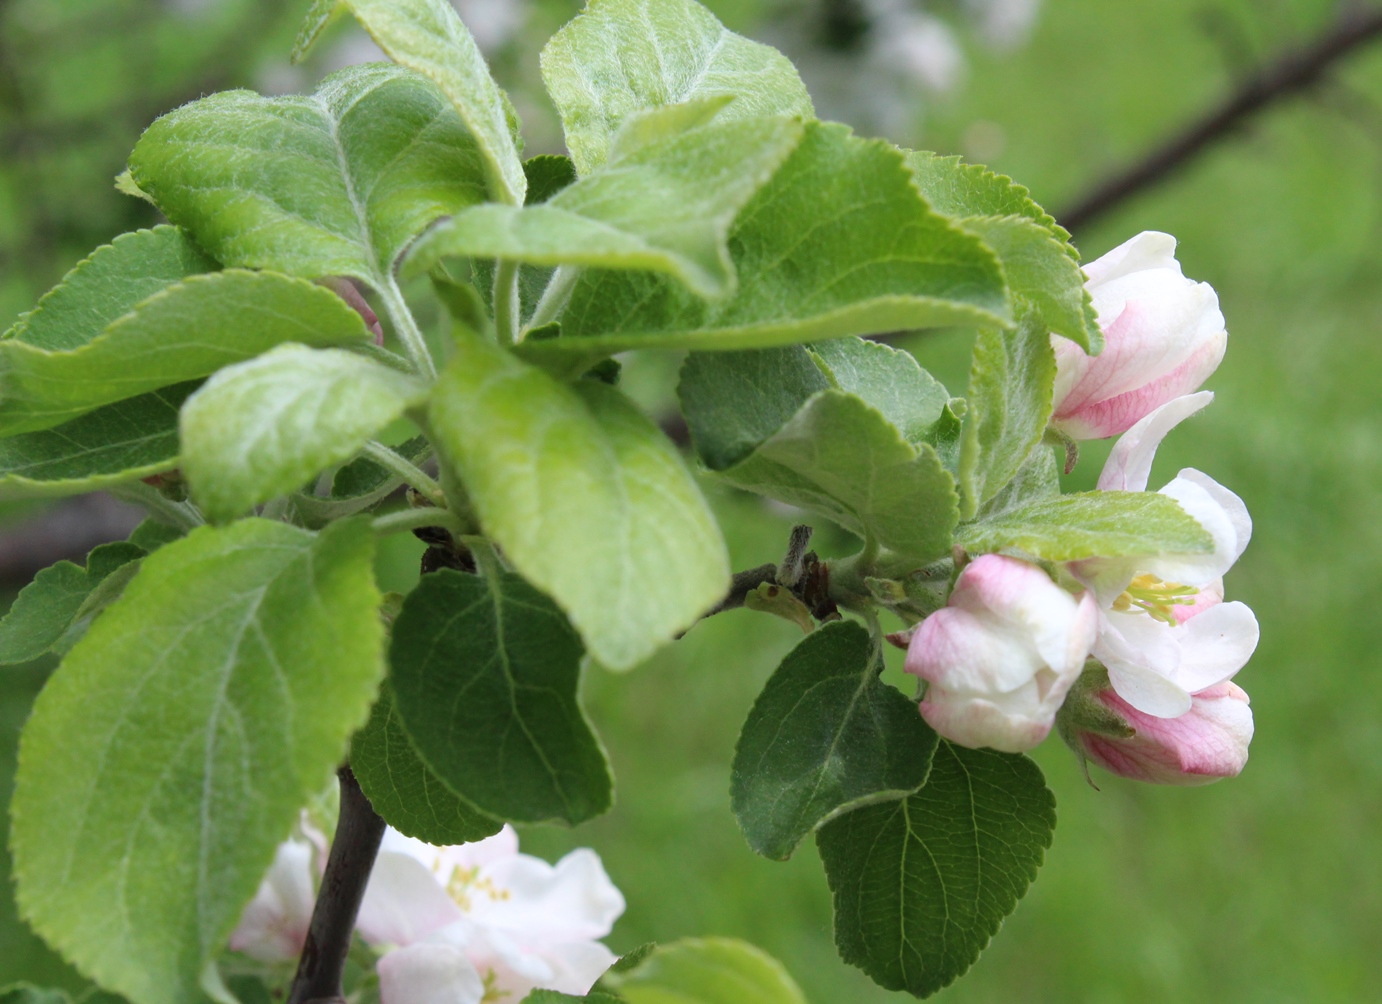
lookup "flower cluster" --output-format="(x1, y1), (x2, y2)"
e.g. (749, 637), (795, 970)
(904, 231), (1260, 785)
(230, 823), (624, 1003)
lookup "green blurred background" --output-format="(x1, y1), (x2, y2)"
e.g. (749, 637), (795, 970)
(3, 0), (1380, 1001)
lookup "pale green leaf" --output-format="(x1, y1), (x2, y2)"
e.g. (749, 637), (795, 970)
(807, 337), (952, 448)
(0, 385), (194, 497)
(959, 490), (1214, 561)
(408, 112), (804, 299)
(351, 682), (503, 845)
(389, 568), (612, 825)
(180, 344), (428, 522)
(958, 317), (1055, 520)
(0, 271), (374, 437)
(2, 227), (216, 351)
(905, 152), (1067, 243)
(129, 64), (488, 287)
(429, 331), (729, 670)
(974, 441), (1060, 521)
(11, 519), (383, 1004)
(606, 937), (807, 1004)
(731, 621), (937, 861)
(293, 0), (526, 205)
(541, 0), (813, 175)
(524, 123), (1009, 362)
(816, 743), (1055, 998)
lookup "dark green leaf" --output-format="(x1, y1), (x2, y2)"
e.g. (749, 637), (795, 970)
(524, 155), (578, 204)
(331, 435), (430, 499)
(816, 743), (1056, 998)
(731, 621), (937, 860)
(389, 568), (613, 825)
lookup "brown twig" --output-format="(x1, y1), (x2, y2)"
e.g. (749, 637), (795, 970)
(1061, 4), (1382, 231)
(287, 767), (386, 1004)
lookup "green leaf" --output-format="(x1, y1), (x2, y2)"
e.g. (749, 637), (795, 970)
(958, 317), (1056, 520)
(905, 152), (1068, 244)
(713, 392), (957, 562)
(807, 337), (952, 448)
(11, 519), (383, 1004)
(0, 271), (374, 437)
(731, 621), (937, 861)
(351, 682), (503, 845)
(524, 993), (622, 1004)
(816, 743), (1056, 998)
(127, 520), (186, 553)
(974, 441), (1060, 521)
(526, 123), (1010, 361)
(429, 331), (729, 670)
(389, 568), (612, 825)
(959, 490), (1215, 561)
(293, 0), (526, 205)
(540, 0), (813, 176)
(2, 227), (216, 351)
(180, 344), (427, 522)
(0, 543), (145, 665)
(523, 155), (578, 204)
(0, 385), (194, 497)
(330, 435), (430, 500)
(0, 987), (71, 1004)
(129, 64), (488, 288)
(606, 937), (807, 1004)
(408, 112), (804, 300)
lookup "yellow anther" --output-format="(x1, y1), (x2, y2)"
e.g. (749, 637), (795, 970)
(446, 866), (512, 912)
(1113, 574), (1198, 625)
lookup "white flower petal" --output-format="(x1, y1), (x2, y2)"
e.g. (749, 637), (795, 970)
(229, 838), (316, 963)
(1081, 231), (1180, 287)
(1104, 660), (1193, 718)
(439, 824), (519, 873)
(1170, 600), (1260, 694)
(357, 848), (465, 948)
(1098, 392), (1214, 492)
(479, 849), (625, 941)
(377, 943), (485, 1004)
(1148, 473), (1242, 585)
(535, 939), (620, 996)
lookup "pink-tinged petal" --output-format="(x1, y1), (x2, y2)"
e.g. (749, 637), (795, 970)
(1097, 392), (1214, 492)
(919, 687), (1054, 753)
(378, 943), (485, 1004)
(229, 839), (316, 962)
(478, 849), (624, 941)
(1081, 231), (1180, 288)
(1172, 579), (1223, 624)
(1103, 660), (1192, 718)
(907, 605), (1042, 694)
(357, 849), (465, 947)
(1097, 611), (1191, 717)
(1169, 600), (1259, 694)
(321, 277), (384, 344)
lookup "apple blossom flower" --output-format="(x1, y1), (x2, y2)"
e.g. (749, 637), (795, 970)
(228, 814), (328, 963)
(1051, 231), (1226, 440)
(357, 825), (624, 1004)
(1070, 393), (1259, 718)
(905, 554), (1098, 752)
(1059, 670), (1254, 785)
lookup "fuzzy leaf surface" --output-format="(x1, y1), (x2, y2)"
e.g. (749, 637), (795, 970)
(351, 682), (502, 845)
(607, 937), (807, 1004)
(10, 519), (382, 1004)
(731, 621), (938, 861)
(808, 337), (952, 448)
(430, 332), (729, 670)
(389, 568), (612, 825)
(294, 0), (526, 205)
(816, 744), (1056, 998)
(0, 544), (145, 665)
(528, 123), (1009, 361)
(540, 0), (813, 175)
(0, 271), (374, 437)
(0, 385), (194, 496)
(181, 344), (427, 522)
(409, 112), (803, 299)
(959, 490), (1214, 561)
(129, 63), (487, 287)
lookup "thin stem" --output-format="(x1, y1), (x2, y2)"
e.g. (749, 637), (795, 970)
(371, 506), (465, 537)
(287, 767), (386, 1004)
(359, 441), (443, 506)
(379, 277), (437, 382)
(110, 481), (205, 531)
(526, 265), (579, 334)
(493, 259), (521, 347)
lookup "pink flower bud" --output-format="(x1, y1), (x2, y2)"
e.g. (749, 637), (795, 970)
(1051, 232), (1226, 440)
(905, 554), (1098, 753)
(320, 277), (385, 345)
(1064, 678), (1253, 786)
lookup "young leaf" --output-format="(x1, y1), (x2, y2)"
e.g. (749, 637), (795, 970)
(974, 441), (1060, 521)
(294, 0), (526, 206)
(0, 384), (194, 496)
(523, 155), (578, 204)
(128, 64), (488, 289)
(0, 543), (145, 665)
(731, 621), (938, 861)
(525, 123), (1009, 361)
(959, 490), (1215, 561)
(180, 344), (428, 523)
(429, 331), (729, 670)
(388, 568), (613, 826)
(0, 987), (71, 1004)
(330, 435), (431, 500)
(351, 682), (503, 846)
(958, 317), (1056, 519)
(408, 112), (804, 300)
(816, 743), (1056, 998)
(2, 227), (216, 351)
(10, 519), (382, 1004)
(0, 271), (374, 437)
(541, 0), (813, 176)
(605, 937), (807, 1004)
(905, 152), (1069, 247)
(807, 337), (952, 448)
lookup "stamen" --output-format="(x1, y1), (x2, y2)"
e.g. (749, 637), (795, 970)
(446, 866), (513, 911)
(1112, 574), (1198, 625)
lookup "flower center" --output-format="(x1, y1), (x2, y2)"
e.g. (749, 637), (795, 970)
(1111, 574), (1198, 625)
(480, 971), (510, 1003)
(444, 865), (512, 912)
